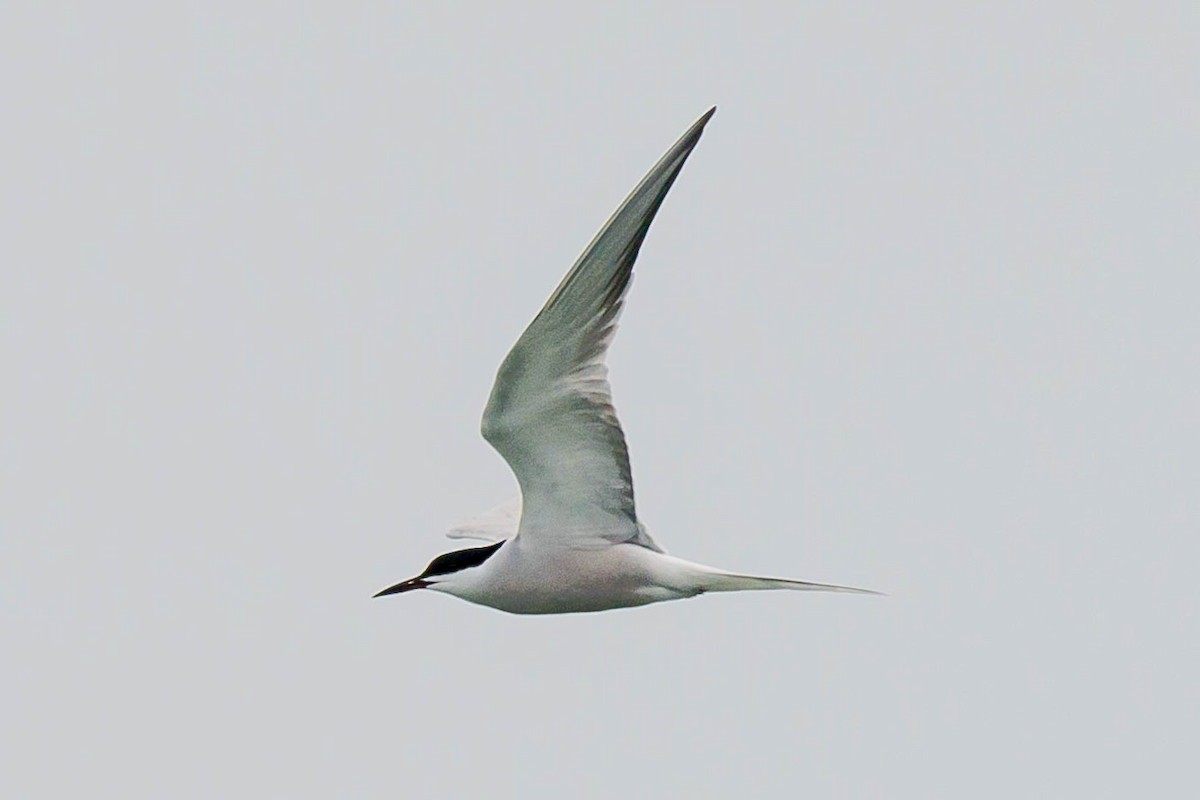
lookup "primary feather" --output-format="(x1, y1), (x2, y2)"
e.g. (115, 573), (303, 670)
(481, 109), (715, 550)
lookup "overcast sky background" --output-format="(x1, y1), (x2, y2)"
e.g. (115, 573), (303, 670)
(3, 3), (1196, 797)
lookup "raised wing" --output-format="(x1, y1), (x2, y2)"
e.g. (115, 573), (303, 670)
(481, 109), (714, 548)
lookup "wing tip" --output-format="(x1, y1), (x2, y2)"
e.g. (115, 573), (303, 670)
(682, 106), (717, 145)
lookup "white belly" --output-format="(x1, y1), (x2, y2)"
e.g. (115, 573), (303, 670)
(450, 541), (700, 615)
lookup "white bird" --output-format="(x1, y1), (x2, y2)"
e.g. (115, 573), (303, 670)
(375, 108), (879, 614)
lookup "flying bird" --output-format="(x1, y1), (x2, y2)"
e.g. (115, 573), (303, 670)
(375, 108), (878, 613)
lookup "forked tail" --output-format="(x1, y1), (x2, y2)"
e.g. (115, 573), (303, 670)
(696, 570), (881, 596)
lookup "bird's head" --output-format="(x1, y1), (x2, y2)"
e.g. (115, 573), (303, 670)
(373, 540), (504, 599)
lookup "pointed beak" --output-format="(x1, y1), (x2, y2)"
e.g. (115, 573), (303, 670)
(373, 577), (430, 598)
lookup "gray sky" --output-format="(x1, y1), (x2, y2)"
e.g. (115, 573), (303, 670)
(3, 3), (1196, 797)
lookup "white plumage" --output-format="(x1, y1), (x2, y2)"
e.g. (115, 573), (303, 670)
(375, 108), (878, 613)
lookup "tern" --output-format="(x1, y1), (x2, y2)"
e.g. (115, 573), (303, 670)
(375, 108), (878, 614)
